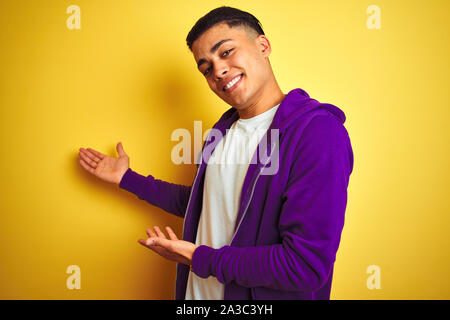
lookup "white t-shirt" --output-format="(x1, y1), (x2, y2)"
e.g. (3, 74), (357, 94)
(185, 103), (280, 300)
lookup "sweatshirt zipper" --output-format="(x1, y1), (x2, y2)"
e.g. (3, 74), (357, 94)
(229, 142), (277, 245)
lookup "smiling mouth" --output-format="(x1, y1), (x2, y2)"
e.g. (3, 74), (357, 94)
(222, 74), (243, 92)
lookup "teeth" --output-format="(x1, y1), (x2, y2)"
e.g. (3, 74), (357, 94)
(224, 75), (241, 90)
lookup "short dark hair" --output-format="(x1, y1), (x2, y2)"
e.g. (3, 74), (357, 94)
(186, 6), (265, 51)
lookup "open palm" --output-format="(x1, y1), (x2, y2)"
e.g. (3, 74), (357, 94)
(78, 142), (129, 185)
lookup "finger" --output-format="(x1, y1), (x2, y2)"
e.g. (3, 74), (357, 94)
(138, 239), (169, 256)
(79, 159), (95, 174)
(80, 148), (101, 163)
(138, 238), (155, 246)
(86, 148), (106, 160)
(140, 237), (171, 251)
(116, 142), (127, 157)
(146, 228), (157, 238)
(85, 148), (106, 160)
(150, 237), (173, 250)
(153, 226), (167, 239)
(139, 238), (159, 249)
(165, 226), (179, 241)
(79, 151), (98, 168)
(138, 239), (189, 265)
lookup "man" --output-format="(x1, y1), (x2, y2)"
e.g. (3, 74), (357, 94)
(78, 6), (354, 300)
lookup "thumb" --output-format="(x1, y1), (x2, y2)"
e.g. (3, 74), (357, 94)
(116, 142), (127, 157)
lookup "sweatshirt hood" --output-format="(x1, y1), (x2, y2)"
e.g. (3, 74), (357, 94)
(272, 88), (346, 129)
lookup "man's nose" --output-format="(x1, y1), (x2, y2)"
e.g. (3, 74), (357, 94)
(214, 62), (229, 81)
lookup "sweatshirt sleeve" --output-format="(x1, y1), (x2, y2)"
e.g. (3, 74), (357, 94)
(191, 115), (354, 292)
(118, 168), (192, 218)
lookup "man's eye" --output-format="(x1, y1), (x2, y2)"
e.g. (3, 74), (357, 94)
(203, 49), (233, 76)
(222, 49), (233, 57)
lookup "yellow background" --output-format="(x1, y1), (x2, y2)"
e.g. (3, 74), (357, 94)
(0, 0), (448, 299)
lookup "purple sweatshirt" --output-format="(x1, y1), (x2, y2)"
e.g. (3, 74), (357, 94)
(119, 88), (354, 300)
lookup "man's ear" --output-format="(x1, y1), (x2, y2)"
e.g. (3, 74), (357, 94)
(256, 35), (271, 58)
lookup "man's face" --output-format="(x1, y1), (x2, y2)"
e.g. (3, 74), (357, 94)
(192, 23), (271, 109)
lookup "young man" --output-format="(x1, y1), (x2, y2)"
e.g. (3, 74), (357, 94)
(78, 6), (354, 300)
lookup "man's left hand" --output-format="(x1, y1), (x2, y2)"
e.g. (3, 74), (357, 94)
(138, 226), (197, 266)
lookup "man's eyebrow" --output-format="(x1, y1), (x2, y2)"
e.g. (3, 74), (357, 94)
(197, 38), (233, 69)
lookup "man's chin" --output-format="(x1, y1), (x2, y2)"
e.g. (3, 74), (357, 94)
(221, 92), (247, 108)
(225, 99), (244, 109)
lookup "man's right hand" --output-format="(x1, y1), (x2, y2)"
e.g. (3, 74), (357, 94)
(78, 142), (130, 185)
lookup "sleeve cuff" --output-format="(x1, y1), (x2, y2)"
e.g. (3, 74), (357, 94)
(192, 245), (216, 279)
(118, 168), (146, 196)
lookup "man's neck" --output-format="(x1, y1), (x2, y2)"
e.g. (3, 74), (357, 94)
(237, 82), (285, 119)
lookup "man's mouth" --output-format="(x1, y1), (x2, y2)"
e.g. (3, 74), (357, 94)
(222, 74), (243, 92)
